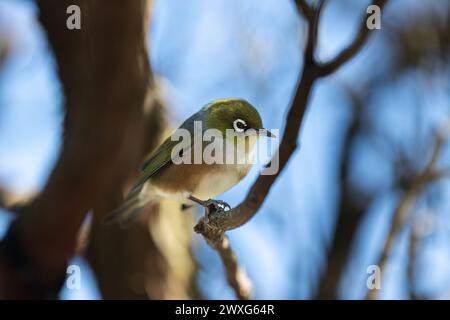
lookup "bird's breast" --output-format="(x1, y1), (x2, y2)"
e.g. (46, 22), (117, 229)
(149, 135), (257, 201)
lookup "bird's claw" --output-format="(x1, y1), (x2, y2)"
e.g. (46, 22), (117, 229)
(188, 195), (231, 224)
(204, 199), (231, 214)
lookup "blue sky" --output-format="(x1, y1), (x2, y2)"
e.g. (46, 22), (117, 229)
(0, 0), (449, 299)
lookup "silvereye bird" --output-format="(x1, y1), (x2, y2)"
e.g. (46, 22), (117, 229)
(104, 98), (274, 225)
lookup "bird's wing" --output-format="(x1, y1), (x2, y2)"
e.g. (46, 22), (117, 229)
(141, 138), (176, 177)
(128, 112), (204, 196)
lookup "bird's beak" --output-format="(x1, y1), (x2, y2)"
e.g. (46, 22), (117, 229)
(260, 128), (276, 138)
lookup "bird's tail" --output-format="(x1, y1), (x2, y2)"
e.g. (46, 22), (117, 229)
(103, 187), (151, 227)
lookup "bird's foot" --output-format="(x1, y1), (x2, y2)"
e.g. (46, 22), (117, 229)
(188, 195), (231, 223)
(203, 199), (231, 213)
(203, 199), (231, 224)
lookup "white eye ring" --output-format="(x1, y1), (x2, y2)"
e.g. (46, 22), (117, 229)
(233, 119), (246, 132)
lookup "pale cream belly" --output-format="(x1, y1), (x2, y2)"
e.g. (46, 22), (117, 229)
(190, 164), (252, 200)
(146, 135), (257, 202)
(146, 163), (252, 202)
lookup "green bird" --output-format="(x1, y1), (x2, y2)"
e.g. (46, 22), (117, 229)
(104, 98), (274, 225)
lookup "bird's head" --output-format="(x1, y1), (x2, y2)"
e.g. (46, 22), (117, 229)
(203, 98), (275, 140)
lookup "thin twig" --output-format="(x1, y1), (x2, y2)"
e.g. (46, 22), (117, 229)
(308, 1), (325, 64)
(407, 216), (423, 300)
(366, 126), (450, 300)
(295, 0), (314, 23)
(195, 0), (389, 299)
(318, 0), (388, 77)
(312, 0), (327, 53)
(194, 218), (252, 300)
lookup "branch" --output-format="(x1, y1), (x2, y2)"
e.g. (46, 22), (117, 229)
(296, 0), (326, 65)
(196, 0), (389, 232)
(0, 185), (36, 214)
(194, 219), (252, 300)
(0, 186), (15, 210)
(317, 0), (388, 77)
(315, 85), (370, 299)
(366, 126), (450, 300)
(0, 0), (154, 298)
(295, 0), (314, 24)
(407, 217), (422, 300)
(194, 0), (388, 299)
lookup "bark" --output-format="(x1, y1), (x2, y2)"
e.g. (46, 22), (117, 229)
(0, 0), (198, 299)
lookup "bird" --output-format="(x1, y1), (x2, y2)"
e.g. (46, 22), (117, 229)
(104, 98), (274, 226)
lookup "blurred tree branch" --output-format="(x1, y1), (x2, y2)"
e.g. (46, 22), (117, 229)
(366, 125), (450, 300)
(194, 217), (252, 300)
(0, 35), (11, 71)
(0, 186), (35, 213)
(316, 5), (450, 299)
(85, 92), (199, 299)
(318, 0), (388, 76)
(0, 187), (15, 210)
(296, 0), (314, 23)
(407, 217), (422, 300)
(195, 0), (388, 299)
(0, 0), (163, 298)
(315, 85), (372, 299)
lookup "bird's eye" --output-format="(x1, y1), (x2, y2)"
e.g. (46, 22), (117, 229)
(233, 119), (246, 132)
